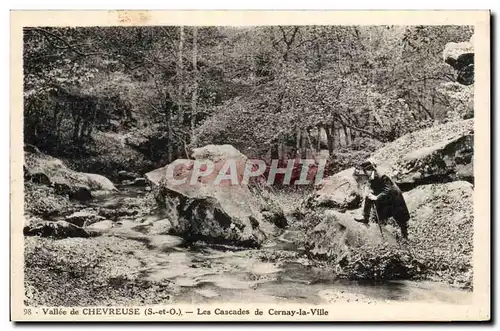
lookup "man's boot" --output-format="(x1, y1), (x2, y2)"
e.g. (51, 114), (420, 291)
(400, 224), (408, 240)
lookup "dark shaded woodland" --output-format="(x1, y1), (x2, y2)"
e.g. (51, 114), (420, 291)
(24, 25), (473, 177)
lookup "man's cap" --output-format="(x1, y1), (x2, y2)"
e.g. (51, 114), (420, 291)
(358, 160), (376, 171)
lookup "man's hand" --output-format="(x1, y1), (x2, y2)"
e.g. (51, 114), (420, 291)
(368, 193), (378, 201)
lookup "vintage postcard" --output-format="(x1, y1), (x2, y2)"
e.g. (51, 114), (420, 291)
(10, 10), (490, 321)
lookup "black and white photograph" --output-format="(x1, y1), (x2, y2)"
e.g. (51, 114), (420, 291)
(11, 10), (490, 321)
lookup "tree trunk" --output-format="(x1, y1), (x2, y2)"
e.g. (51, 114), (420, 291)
(177, 26), (185, 111)
(299, 129), (306, 158)
(56, 106), (64, 143)
(191, 27), (198, 136)
(271, 144), (279, 161)
(314, 27), (322, 72)
(306, 129), (314, 154)
(351, 114), (359, 140)
(278, 140), (283, 160)
(336, 124), (343, 148)
(295, 127), (301, 155)
(52, 107), (59, 136)
(176, 26), (185, 158)
(166, 104), (173, 163)
(77, 121), (87, 144)
(86, 124), (93, 139)
(73, 117), (81, 143)
(325, 124), (334, 155)
(343, 124), (351, 146)
(316, 125), (321, 152)
(52, 105), (61, 148)
(431, 90), (436, 119)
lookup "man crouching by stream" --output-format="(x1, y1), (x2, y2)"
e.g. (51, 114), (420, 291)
(353, 160), (410, 240)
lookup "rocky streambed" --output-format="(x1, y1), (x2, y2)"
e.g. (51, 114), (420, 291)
(24, 118), (475, 306)
(24, 184), (472, 307)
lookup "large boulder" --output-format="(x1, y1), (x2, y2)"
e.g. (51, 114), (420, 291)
(303, 181), (473, 286)
(304, 210), (418, 280)
(443, 34), (474, 85)
(436, 82), (474, 121)
(403, 181), (473, 288)
(371, 119), (474, 188)
(150, 145), (281, 247)
(302, 119), (473, 211)
(161, 185), (277, 247)
(81, 173), (117, 191)
(145, 146), (246, 188)
(24, 218), (91, 239)
(439, 33), (474, 120)
(304, 168), (362, 210)
(307, 210), (399, 259)
(24, 149), (118, 200)
(146, 144), (265, 188)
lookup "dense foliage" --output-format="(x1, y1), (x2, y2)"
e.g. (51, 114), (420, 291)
(23, 25), (473, 174)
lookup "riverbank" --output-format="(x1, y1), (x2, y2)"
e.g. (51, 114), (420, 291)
(24, 183), (472, 306)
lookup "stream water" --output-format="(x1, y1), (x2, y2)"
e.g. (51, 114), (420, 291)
(81, 185), (472, 305)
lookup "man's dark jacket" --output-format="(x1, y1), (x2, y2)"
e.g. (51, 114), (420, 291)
(369, 174), (410, 228)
